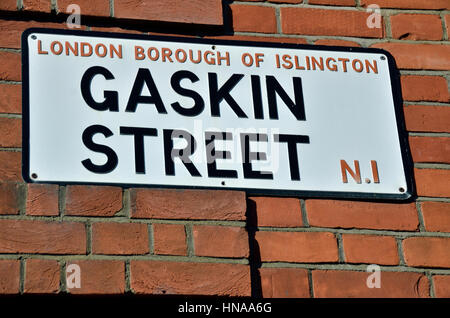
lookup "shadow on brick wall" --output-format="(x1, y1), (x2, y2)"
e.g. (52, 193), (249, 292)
(246, 199), (262, 297)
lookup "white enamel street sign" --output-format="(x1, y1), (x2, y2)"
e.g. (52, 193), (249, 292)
(22, 29), (414, 199)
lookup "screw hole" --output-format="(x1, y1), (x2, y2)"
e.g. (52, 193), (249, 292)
(399, 187), (405, 193)
(380, 56), (386, 60)
(221, 181), (225, 186)
(365, 178), (371, 184)
(31, 173), (38, 179)
(31, 35), (37, 40)
(212, 45), (216, 50)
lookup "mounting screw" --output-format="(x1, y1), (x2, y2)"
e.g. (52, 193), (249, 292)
(380, 56), (386, 60)
(31, 173), (38, 179)
(399, 187), (405, 193)
(212, 45), (216, 50)
(365, 178), (371, 184)
(221, 181), (225, 186)
(31, 35), (37, 40)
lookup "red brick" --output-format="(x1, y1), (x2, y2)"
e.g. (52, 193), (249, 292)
(92, 222), (149, 255)
(0, 117), (21, 147)
(391, 14), (443, 41)
(58, 0), (109, 17)
(65, 185), (122, 216)
(306, 200), (419, 231)
(433, 275), (450, 298)
(371, 43), (450, 70)
(114, 0), (223, 25)
(0, 151), (21, 181)
(342, 234), (399, 265)
(0, 260), (20, 294)
(421, 202), (450, 233)
(260, 268), (310, 298)
(90, 26), (143, 34)
(281, 8), (383, 38)
(404, 105), (450, 133)
(207, 34), (308, 45)
(23, 0), (51, 12)
(0, 84), (21, 114)
(0, 20), (67, 49)
(0, 182), (21, 215)
(256, 231), (338, 263)
(26, 183), (59, 216)
(403, 237), (450, 268)
(153, 223), (186, 256)
(67, 260), (125, 294)
(193, 226), (248, 258)
(361, 0), (450, 10)
(24, 259), (59, 294)
(414, 168), (450, 197)
(0, 51), (21, 81)
(401, 75), (449, 103)
(0, 1), (18, 10)
(231, 4), (277, 33)
(131, 188), (246, 221)
(409, 136), (450, 164)
(130, 261), (251, 296)
(314, 39), (361, 47)
(0, 219), (85, 254)
(312, 270), (429, 298)
(309, 0), (355, 5)
(249, 197), (302, 227)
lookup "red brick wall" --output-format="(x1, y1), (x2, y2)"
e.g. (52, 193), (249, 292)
(0, 0), (449, 298)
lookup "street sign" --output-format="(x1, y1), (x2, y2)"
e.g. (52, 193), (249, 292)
(22, 28), (414, 200)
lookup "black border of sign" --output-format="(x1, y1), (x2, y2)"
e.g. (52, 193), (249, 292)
(21, 27), (415, 201)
